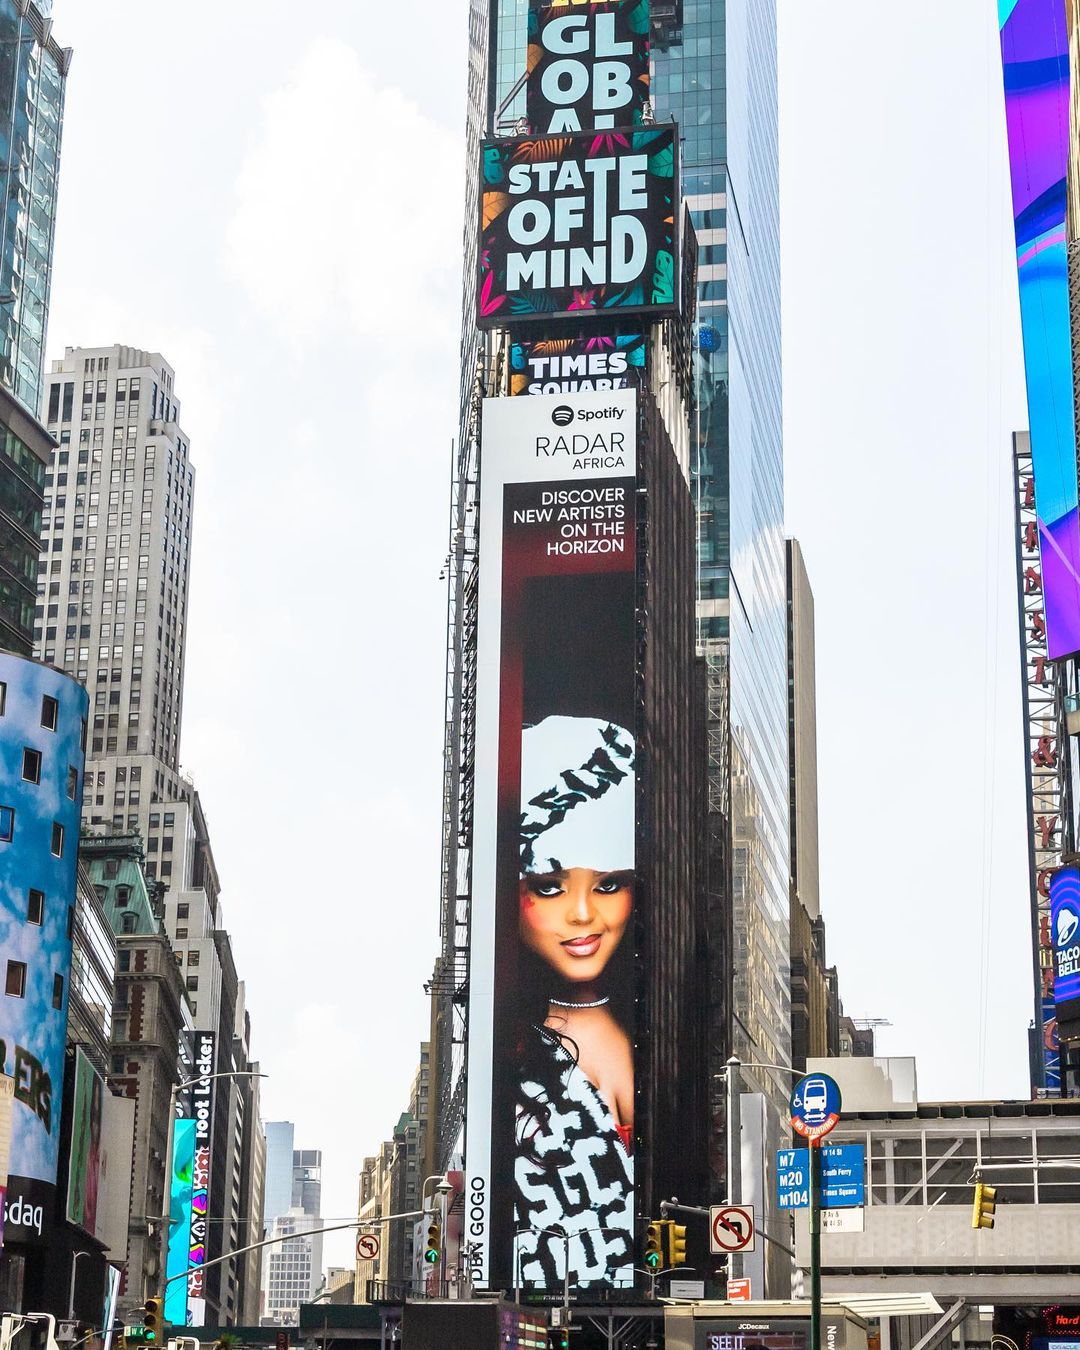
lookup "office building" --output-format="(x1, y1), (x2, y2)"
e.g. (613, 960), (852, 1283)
(38, 344), (191, 815)
(0, 0), (68, 415)
(262, 1120), (296, 1229)
(786, 538), (827, 1071)
(0, 0), (70, 656)
(82, 832), (191, 1314)
(658, 0), (790, 1126)
(262, 1146), (322, 1324)
(354, 1140), (396, 1303)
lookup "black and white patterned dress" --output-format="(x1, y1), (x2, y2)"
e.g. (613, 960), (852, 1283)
(514, 1025), (634, 1290)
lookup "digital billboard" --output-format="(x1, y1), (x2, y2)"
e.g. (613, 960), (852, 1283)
(478, 126), (678, 328)
(510, 333), (647, 395)
(466, 390), (637, 1294)
(0, 652), (88, 1243)
(165, 1117), (196, 1324)
(999, 0), (1080, 660)
(527, 0), (650, 135)
(184, 1030), (215, 1324)
(165, 1029), (216, 1325)
(1051, 866), (1080, 1016)
(66, 1047), (104, 1235)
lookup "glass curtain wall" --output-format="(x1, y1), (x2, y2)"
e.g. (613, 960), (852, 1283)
(0, 0), (68, 414)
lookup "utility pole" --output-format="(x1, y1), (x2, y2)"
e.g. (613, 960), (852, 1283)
(725, 1056), (741, 1286)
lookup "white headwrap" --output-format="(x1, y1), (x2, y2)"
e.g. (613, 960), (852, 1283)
(519, 715), (635, 875)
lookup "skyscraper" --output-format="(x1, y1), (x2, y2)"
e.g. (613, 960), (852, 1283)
(39, 344), (191, 819)
(0, 0), (70, 656)
(261, 1140), (323, 1324)
(786, 538), (828, 1072)
(656, 0), (790, 1114)
(435, 0), (789, 1209)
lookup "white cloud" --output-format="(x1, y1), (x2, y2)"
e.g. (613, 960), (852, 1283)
(225, 38), (463, 350)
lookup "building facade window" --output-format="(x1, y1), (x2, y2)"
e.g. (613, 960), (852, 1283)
(5, 962), (26, 998)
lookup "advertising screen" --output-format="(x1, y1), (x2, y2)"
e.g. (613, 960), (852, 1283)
(527, 0), (650, 135)
(511, 333), (647, 395)
(184, 1030), (215, 1323)
(1051, 866), (1080, 1012)
(0, 654), (88, 1244)
(66, 1047), (104, 1234)
(165, 1117), (196, 1324)
(999, 0), (1080, 659)
(478, 126), (678, 328)
(466, 390), (638, 1294)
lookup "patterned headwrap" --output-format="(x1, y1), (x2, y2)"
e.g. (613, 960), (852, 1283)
(519, 715), (635, 876)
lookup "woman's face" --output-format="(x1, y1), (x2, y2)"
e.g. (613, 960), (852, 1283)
(519, 867), (633, 983)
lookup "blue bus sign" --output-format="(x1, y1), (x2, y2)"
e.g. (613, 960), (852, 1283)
(790, 1072), (842, 1141)
(777, 1145), (865, 1209)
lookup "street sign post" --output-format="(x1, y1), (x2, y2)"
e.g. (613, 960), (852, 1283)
(777, 1145), (865, 1209)
(709, 1205), (755, 1254)
(790, 1073), (842, 1142)
(356, 1232), (381, 1262)
(791, 1073), (842, 1350)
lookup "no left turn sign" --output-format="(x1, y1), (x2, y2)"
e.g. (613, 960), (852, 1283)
(356, 1231), (381, 1262)
(710, 1204), (756, 1254)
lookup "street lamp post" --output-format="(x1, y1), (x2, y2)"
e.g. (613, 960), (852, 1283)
(68, 1249), (92, 1319)
(158, 1069), (267, 1304)
(512, 1223), (625, 1314)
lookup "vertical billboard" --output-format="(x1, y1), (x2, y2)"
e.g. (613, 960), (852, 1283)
(164, 1030), (215, 1325)
(66, 1047), (104, 1234)
(478, 127), (678, 327)
(184, 1030), (215, 1324)
(466, 390), (637, 1294)
(165, 1117), (196, 1325)
(999, 0), (1080, 660)
(0, 652), (88, 1244)
(527, 0), (650, 135)
(1051, 866), (1080, 1033)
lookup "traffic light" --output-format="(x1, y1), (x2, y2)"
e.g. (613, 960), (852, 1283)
(424, 1216), (442, 1264)
(971, 1182), (997, 1230)
(644, 1220), (665, 1271)
(667, 1222), (688, 1267)
(142, 1298), (163, 1342)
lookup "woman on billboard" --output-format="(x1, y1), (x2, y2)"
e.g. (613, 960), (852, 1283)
(513, 713), (635, 1290)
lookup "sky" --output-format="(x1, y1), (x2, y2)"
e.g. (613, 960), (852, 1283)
(45, 1), (1033, 1271)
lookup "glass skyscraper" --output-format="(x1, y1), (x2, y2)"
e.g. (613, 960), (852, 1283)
(437, 0), (789, 1177)
(0, 0), (69, 656)
(655, 1), (791, 1096)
